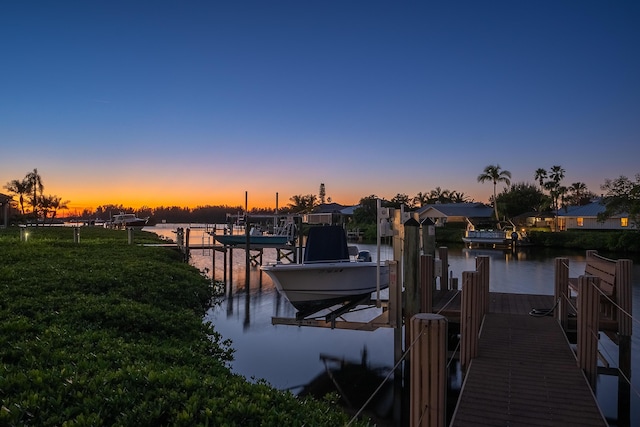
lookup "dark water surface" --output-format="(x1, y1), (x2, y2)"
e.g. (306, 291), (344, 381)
(147, 224), (640, 425)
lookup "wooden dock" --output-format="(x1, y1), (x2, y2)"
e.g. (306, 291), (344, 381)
(423, 289), (608, 426)
(450, 312), (606, 426)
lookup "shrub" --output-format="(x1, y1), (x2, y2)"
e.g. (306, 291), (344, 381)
(0, 227), (369, 426)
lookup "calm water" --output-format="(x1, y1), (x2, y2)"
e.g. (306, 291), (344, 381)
(147, 224), (640, 425)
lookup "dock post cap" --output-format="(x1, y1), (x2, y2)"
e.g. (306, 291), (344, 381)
(412, 313), (446, 321)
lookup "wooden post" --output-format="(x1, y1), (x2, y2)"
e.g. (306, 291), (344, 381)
(392, 209), (404, 289)
(223, 248), (228, 285)
(229, 246), (233, 285)
(211, 230), (217, 282)
(410, 313), (447, 427)
(245, 215), (250, 288)
(421, 218), (436, 257)
(577, 275), (600, 389)
(420, 254), (434, 313)
(616, 258), (633, 425)
(127, 227), (133, 245)
(296, 216), (302, 264)
(403, 217), (420, 426)
(476, 255), (490, 316)
(388, 261), (400, 328)
(404, 218), (421, 317)
(460, 271), (480, 372)
(389, 261), (402, 427)
(73, 226), (80, 244)
(616, 259), (633, 337)
(554, 258), (569, 331)
(617, 334), (631, 426)
(438, 247), (448, 290)
(185, 228), (190, 261)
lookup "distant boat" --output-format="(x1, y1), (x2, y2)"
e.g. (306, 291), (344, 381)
(261, 225), (389, 312)
(462, 219), (529, 248)
(104, 213), (148, 229)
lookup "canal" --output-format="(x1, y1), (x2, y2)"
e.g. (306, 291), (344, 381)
(147, 224), (640, 425)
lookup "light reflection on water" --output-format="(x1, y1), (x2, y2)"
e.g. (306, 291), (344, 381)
(146, 224), (640, 424)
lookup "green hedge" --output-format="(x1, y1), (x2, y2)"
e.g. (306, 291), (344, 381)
(528, 229), (640, 253)
(0, 227), (368, 426)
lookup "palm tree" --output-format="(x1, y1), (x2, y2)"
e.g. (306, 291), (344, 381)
(449, 191), (470, 203)
(412, 192), (429, 208)
(548, 165), (565, 185)
(534, 168), (547, 190)
(545, 165), (565, 211)
(478, 164), (512, 220)
(3, 178), (29, 214)
(25, 168), (44, 224)
(287, 194), (317, 214)
(40, 195), (69, 224)
(568, 182), (587, 206)
(428, 187), (451, 204)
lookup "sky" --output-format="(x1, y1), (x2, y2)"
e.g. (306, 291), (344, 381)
(2, 1), (639, 212)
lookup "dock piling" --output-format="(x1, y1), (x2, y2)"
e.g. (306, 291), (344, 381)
(410, 313), (447, 427)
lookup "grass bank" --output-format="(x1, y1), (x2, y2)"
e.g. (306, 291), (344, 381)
(0, 227), (368, 426)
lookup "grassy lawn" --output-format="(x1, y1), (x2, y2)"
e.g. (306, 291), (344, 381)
(0, 226), (368, 426)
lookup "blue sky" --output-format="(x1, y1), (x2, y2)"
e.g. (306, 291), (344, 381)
(2, 1), (639, 210)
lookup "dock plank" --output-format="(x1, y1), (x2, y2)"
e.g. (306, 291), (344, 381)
(450, 313), (606, 427)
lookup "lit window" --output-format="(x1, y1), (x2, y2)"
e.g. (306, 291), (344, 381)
(577, 217), (584, 227)
(621, 217), (629, 227)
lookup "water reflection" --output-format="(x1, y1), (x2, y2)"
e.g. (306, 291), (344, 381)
(145, 225), (640, 425)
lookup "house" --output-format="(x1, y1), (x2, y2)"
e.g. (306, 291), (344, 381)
(304, 203), (351, 225)
(556, 200), (636, 231)
(511, 211), (555, 228)
(416, 203), (494, 227)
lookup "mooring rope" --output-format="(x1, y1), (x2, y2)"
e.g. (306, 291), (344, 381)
(528, 297), (561, 317)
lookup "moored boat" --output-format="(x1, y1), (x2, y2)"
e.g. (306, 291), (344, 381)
(462, 219), (529, 248)
(104, 213), (149, 229)
(261, 225), (389, 312)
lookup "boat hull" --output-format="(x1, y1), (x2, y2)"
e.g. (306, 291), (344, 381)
(261, 262), (389, 311)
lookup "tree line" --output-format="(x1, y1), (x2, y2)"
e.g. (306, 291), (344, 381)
(4, 166), (639, 228)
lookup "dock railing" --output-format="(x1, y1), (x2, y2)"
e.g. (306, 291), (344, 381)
(554, 252), (633, 389)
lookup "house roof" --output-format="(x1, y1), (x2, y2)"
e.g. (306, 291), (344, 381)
(417, 202), (494, 218)
(556, 200), (625, 217)
(339, 205), (359, 215)
(0, 193), (12, 203)
(312, 203), (348, 214)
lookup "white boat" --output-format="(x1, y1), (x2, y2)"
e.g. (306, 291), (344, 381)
(462, 219), (529, 248)
(104, 213), (149, 229)
(261, 225), (389, 312)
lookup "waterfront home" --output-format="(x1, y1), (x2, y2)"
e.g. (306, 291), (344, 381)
(556, 199), (636, 230)
(511, 211), (556, 228)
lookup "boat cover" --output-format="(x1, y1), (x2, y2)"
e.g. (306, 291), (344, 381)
(304, 226), (350, 263)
